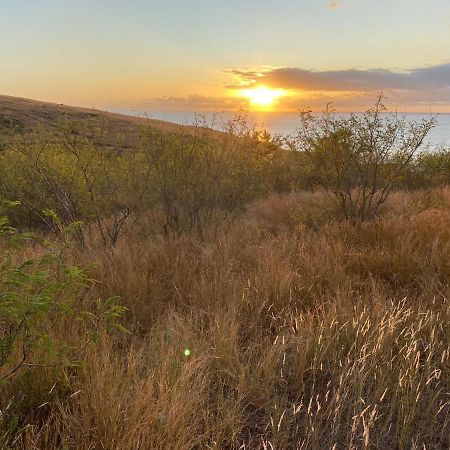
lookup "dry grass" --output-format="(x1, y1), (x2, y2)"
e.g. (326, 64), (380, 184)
(2, 188), (450, 449)
(0, 94), (198, 150)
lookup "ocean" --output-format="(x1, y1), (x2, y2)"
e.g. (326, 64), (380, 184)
(112, 109), (450, 148)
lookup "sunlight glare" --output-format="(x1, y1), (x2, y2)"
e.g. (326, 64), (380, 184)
(238, 86), (286, 109)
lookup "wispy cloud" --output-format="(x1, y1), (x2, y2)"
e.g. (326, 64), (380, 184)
(130, 94), (241, 112)
(327, 1), (343, 9)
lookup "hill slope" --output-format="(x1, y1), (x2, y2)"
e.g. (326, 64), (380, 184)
(0, 94), (185, 147)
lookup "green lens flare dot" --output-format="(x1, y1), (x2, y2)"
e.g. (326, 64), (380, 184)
(184, 348), (191, 357)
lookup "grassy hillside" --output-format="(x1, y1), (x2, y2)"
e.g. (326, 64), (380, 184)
(0, 94), (189, 148)
(1, 189), (450, 449)
(0, 96), (449, 449)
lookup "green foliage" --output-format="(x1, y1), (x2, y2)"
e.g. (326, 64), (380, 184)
(401, 147), (450, 188)
(0, 117), (146, 247)
(0, 106), (447, 242)
(2, 112), (295, 241)
(291, 95), (436, 222)
(0, 205), (126, 382)
(140, 113), (296, 237)
(0, 103), (449, 448)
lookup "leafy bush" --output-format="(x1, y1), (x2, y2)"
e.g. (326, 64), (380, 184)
(0, 204), (126, 382)
(140, 114), (295, 237)
(1, 113), (300, 242)
(290, 95), (436, 223)
(0, 117), (146, 247)
(401, 147), (450, 189)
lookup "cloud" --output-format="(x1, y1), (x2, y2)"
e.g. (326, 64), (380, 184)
(127, 63), (450, 113)
(130, 94), (242, 112)
(227, 63), (450, 94)
(224, 62), (450, 111)
(327, 1), (342, 9)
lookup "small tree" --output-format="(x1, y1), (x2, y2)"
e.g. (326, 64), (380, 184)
(140, 112), (278, 238)
(292, 95), (436, 223)
(1, 116), (146, 247)
(56, 117), (147, 247)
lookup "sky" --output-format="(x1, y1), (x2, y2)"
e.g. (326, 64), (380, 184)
(1, 0), (450, 112)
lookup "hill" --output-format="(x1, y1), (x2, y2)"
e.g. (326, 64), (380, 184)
(1, 95), (450, 449)
(0, 94), (186, 147)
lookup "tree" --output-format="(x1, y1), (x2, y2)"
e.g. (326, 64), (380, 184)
(140, 113), (280, 238)
(291, 95), (436, 223)
(0, 116), (146, 247)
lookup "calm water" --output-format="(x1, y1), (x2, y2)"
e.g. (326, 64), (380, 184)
(112, 109), (450, 148)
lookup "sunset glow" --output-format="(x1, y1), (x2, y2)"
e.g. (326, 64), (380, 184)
(1, 1), (450, 112)
(237, 86), (287, 110)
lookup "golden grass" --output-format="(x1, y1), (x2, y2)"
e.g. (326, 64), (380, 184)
(0, 94), (200, 150)
(2, 188), (450, 449)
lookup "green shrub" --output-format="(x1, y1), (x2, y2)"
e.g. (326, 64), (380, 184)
(290, 95), (436, 223)
(139, 114), (293, 237)
(0, 118), (145, 247)
(401, 148), (450, 189)
(0, 204), (126, 382)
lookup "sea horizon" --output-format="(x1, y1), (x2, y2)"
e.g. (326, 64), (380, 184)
(110, 108), (450, 147)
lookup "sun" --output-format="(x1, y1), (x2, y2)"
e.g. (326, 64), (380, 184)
(238, 85), (286, 110)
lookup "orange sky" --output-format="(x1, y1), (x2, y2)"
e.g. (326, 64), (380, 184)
(1, 0), (450, 112)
